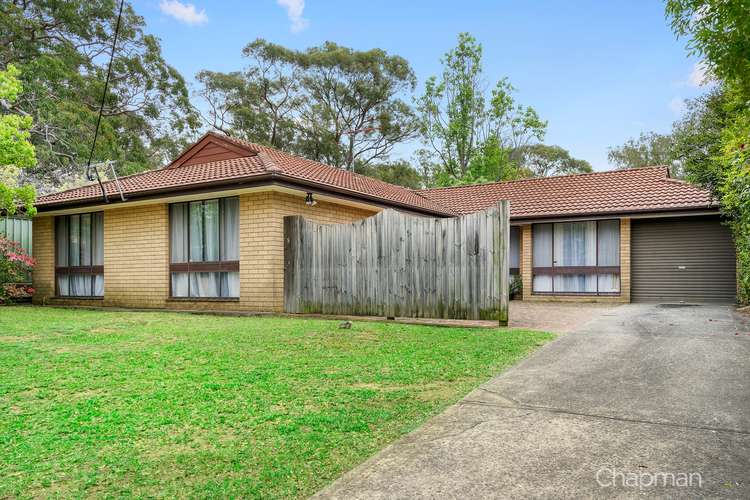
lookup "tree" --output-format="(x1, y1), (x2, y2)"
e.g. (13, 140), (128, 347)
(515, 144), (593, 177)
(416, 33), (547, 186)
(195, 39), (418, 170)
(0, 64), (35, 216)
(667, 0), (750, 96)
(607, 132), (676, 170)
(665, 0), (750, 303)
(0, 0), (199, 190)
(354, 160), (423, 189)
(671, 86), (735, 190)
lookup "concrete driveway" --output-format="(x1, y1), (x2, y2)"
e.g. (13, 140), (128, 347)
(316, 303), (750, 499)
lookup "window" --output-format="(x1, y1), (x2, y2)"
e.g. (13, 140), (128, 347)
(510, 226), (520, 276)
(170, 197), (239, 298)
(532, 220), (620, 295)
(55, 212), (104, 297)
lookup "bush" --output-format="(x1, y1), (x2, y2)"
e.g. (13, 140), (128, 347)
(510, 275), (523, 299)
(0, 236), (35, 304)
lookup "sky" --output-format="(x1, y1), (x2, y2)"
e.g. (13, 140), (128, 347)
(133, 0), (710, 171)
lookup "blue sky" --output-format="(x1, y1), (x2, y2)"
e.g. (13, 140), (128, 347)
(134, 0), (709, 170)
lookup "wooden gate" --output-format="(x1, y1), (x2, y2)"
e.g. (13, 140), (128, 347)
(283, 201), (509, 324)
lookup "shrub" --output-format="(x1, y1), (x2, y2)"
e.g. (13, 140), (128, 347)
(0, 236), (35, 304)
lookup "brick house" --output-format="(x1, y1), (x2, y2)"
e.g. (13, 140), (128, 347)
(31, 131), (736, 311)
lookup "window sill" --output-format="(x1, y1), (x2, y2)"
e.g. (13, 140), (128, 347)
(167, 297), (240, 302)
(531, 292), (621, 297)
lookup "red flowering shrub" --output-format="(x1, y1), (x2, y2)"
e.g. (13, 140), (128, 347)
(0, 236), (35, 304)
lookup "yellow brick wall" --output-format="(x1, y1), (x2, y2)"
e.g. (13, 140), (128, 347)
(620, 218), (631, 302)
(31, 216), (54, 301)
(103, 204), (170, 308)
(237, 192), (377, 312)
(32, 191), (377, 312)
(517, 218), (631, 303)
(520, 225), (532, 300)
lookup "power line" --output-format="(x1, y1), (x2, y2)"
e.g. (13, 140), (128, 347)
(86, 0), (125, 203)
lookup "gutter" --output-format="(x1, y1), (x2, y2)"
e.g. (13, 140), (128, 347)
(35, 171), (455, 218)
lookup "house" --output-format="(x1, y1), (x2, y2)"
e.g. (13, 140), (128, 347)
(30, 131), (736, 312)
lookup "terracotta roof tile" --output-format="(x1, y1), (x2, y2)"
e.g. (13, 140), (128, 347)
(417, 166), (716, 218)
(36, 131), (451, 215)
(36, 132), (715, 219)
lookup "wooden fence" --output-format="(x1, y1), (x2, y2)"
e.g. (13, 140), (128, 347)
(284, 201), (510, 324)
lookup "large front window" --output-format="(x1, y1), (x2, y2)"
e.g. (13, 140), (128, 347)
(55, 212), (104, 297)
(532, 220), (620, 295)
(170, 197), (239, 298)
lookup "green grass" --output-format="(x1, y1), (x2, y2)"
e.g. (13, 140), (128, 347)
(0, 306), (552, 498)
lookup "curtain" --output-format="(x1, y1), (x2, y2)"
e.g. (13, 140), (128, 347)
(554, 221), (596, 266)
(221, 197), (239, 261)
(57, 275), (69, 296)
(553, 221), (596, 293)
(170, 203), (189, 263)
(80, 214), (91, 266)
(190, 272), (221, 298)
(55, 213), (104, 296)
(92, 213), (104, 266)
(172, 272), (189, 297)
(554, 274), (597, 293)
(170, 197), (239, 298)
(597, 220), (620, 266)
(69, 215), (80, 266)
(56, 217), (68, 266)
(509, 226), (520, 270)
(532, 224), (553, 291)
(204, 199), (219, 261)
(598, 274), (620, 293)
(221, 272), (240, 297)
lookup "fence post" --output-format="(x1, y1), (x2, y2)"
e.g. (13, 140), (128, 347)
(498, 201), (510, 326)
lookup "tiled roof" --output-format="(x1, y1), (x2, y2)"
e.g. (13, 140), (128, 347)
(36, 132), (451, 215)
(36, 132), (715, 218)
(417, 166), (716, 218)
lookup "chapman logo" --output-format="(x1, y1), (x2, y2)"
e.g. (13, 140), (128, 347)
(596, 468), (703, 489)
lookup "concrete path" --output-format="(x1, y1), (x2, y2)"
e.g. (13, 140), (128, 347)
(316, 304), (750, 499)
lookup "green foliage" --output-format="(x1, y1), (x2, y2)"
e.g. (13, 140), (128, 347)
(197, 39), (417, 170)
(607, 132), (677, 171)
(416, 33), (547, 186)
(515, 144), (593, 177)
(0, 306), (551, 497)
(0, 236), (35, 303)
(665, 0), (750, 304)
(354, 160), (423, 189)
(667, 0), (750, 97)
(0, 0), (199, 189)
(716, 100), (750, 303)
(0, 64), (36, 216)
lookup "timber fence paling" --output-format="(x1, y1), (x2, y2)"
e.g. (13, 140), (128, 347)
(283, 202), (510, 321)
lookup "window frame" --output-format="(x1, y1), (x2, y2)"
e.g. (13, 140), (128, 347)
(54, 212), (104, 298)
(168, 197), (240, 300)
(531, 219), (621, 296)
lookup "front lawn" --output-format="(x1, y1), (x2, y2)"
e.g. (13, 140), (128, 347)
(0, 306), (551, 498)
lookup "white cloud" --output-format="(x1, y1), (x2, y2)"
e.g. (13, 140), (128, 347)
(277, 0), (309, 32)
(669, 96), (686, 115)
(688, 61), (709, 87)
(159, 0), (208, 25)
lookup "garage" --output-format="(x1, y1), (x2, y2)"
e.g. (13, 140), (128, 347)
(631, 216), (736, 303)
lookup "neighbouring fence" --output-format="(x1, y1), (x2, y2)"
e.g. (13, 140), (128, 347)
(0, 216), (33, 284)
(284, 202), (510, 323)
(0, 216), (32, 254)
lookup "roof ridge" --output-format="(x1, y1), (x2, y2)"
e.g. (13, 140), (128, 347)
(419, 165), (670, 193)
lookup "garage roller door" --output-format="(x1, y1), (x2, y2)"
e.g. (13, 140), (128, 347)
(631, 216), (736, 303)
